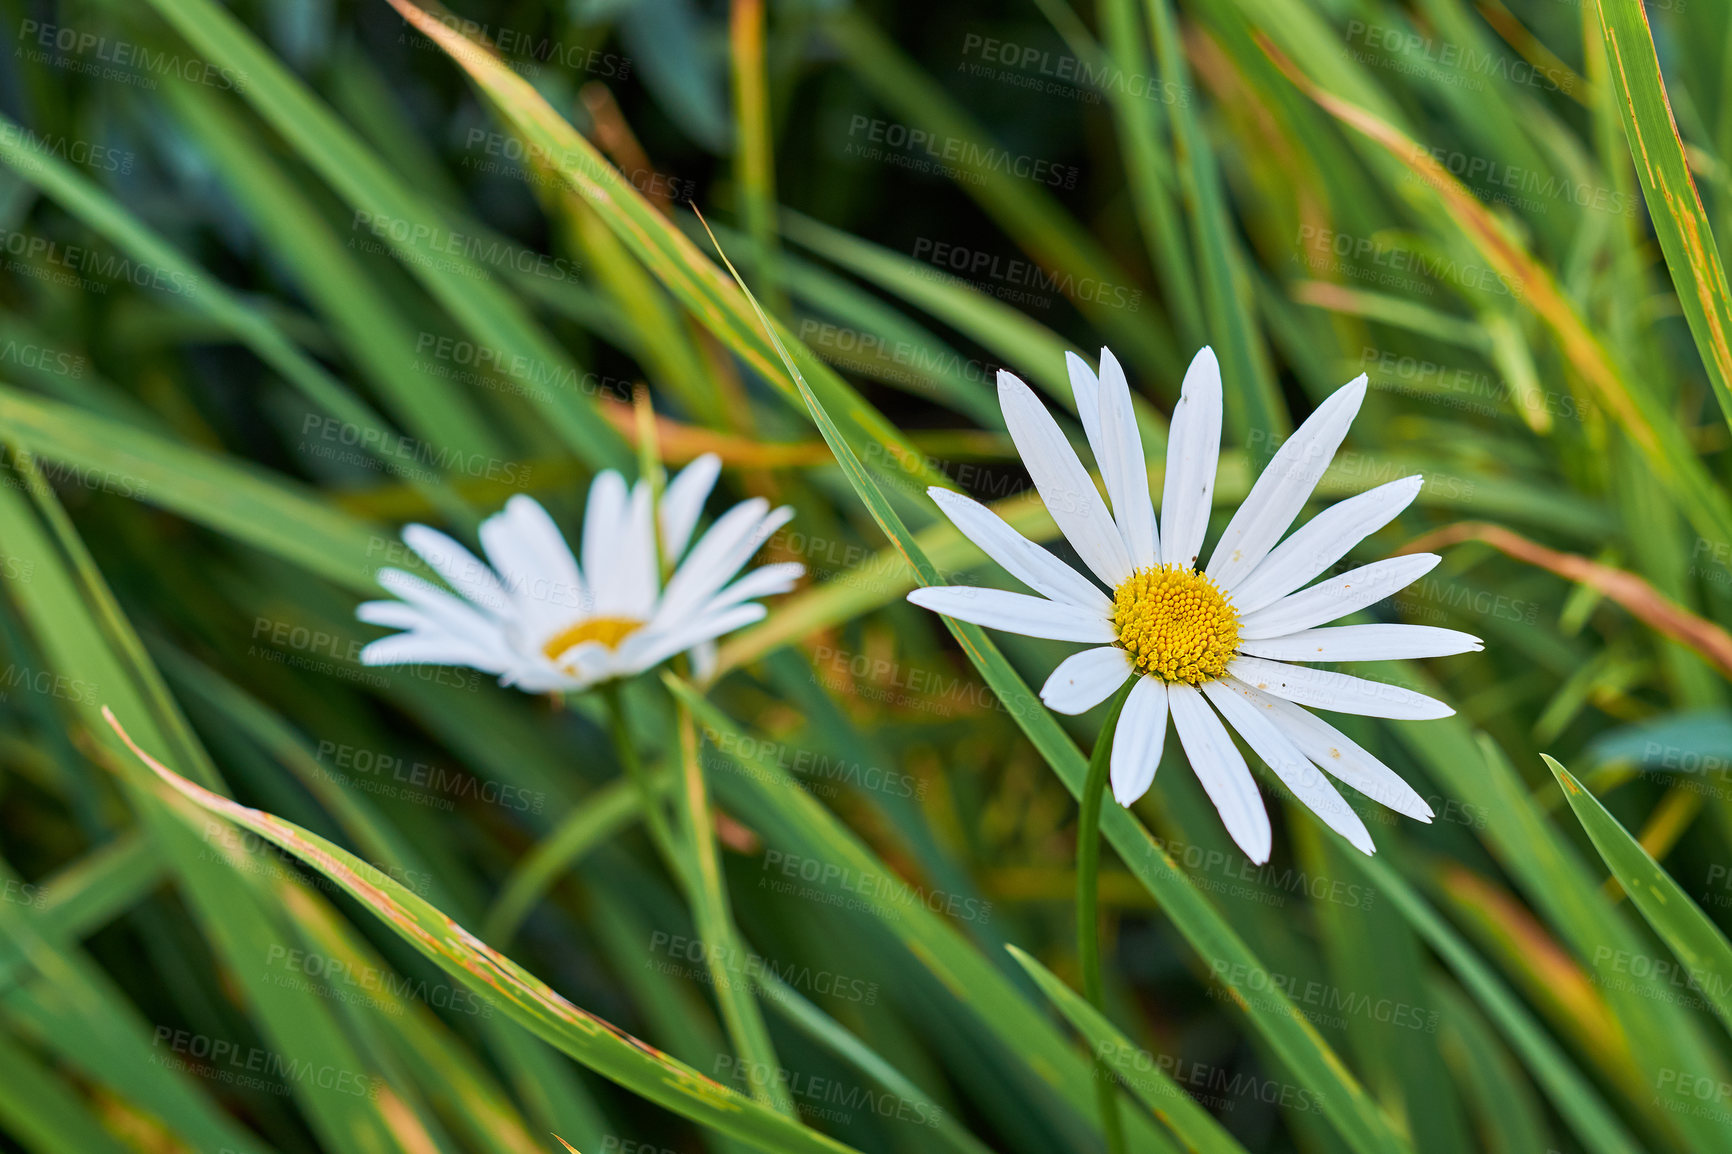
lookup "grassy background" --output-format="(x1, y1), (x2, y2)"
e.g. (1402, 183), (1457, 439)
(0, 0), (1730, 1151)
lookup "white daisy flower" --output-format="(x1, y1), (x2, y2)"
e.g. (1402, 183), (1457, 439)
(358, 453), (802, 693)
(907, 347), (1480, 862)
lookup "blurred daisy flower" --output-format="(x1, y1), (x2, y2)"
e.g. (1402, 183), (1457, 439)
(907, 347), (1479, 862)
(358, 453), (801, 693)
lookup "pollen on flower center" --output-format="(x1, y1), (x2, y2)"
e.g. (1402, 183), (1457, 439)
(542, 616), (644, 662)
(1111, 565), (1240, 685)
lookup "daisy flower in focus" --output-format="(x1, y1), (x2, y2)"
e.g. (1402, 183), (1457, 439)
(907, 347), (1479, 862)
(358, 454), (801, 692)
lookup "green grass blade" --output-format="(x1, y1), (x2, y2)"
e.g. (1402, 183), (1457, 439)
(1349, 851), (1646, 1154)
(128, 0), (631, 472)
(482, 779), (643, 945)
(1597, 0), (1732, 434)
(1007, 945), (1250, 1154)
(1544, 754), (1732, 1040)
(0, 384), (387, 590)
(103, 711), (862, 1154)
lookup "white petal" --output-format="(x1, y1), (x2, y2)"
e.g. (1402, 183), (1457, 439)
(1159, 347), (1223, 571)
(1168, 682), (1272, 863)
(1239, 624), (1483, 663)
(998, 370), (1132, 586)
(1224, 679), (1433, 820)
(360, 632), (509, 673)
(604, 480), (658, 619)
(1096, 349), (1158, 568)
(500, 496), (587, 609)
(402, 525), (510, 616)
(655, 498), (786, 625)
(907, 586), (1115, 642)
(929, 488), (1110, 614)
(1039, 646), (1134, 715)
(1228, 476), (1422, 614)
(1065, 351), (1104, 460)
(503, 665), (587, 693)
(690, 639), (718, 682)
(480, 498), (587, 631)
(619, 602), (769, 673)
(1110, 676), (1168, 805)
(1238, 555), (1441, 639)
(660, 453), (722, 559)
(1203, 680), (1374, 855)
(357, 600), (425, 630)
(376, 569), (510, 653)
(1227, 655), (1454, 720)
(704, 562), (804, 612)
(1206, 375), (1366, 588)
(580, 471), (632, 617)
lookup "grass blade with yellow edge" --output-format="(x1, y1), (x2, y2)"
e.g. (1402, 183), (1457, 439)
(102, 707), (861, 1154)
(1596, 0), (1732, 435)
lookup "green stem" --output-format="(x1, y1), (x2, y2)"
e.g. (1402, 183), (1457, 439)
(601, 682), (684, 887)
(672, 703), (796, 1116)
(1079, 684), (1133, 1154)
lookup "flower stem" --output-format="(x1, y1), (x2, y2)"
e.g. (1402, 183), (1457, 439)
(1078, 684), (1132, 1154)
(601, 681), (683, 886)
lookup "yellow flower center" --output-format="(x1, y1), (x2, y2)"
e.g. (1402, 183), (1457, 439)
(1111, 565), (1240, 685)
(541, 617), (643, 662)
